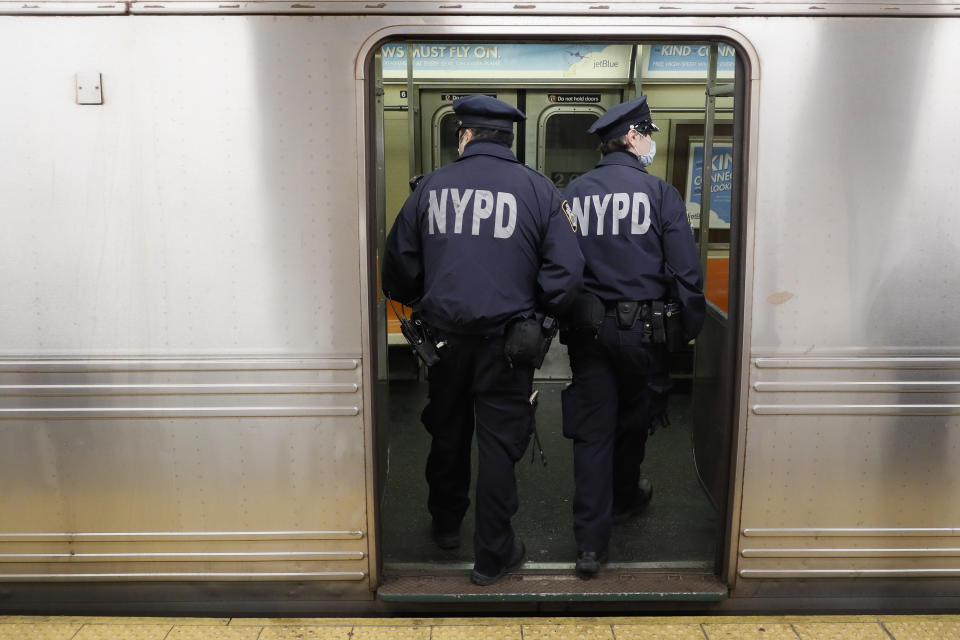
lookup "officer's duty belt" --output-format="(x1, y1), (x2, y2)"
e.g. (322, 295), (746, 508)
(604, 300), (667, 344)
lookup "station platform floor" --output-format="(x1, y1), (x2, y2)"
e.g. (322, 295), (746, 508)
(2, 615), (959, 640)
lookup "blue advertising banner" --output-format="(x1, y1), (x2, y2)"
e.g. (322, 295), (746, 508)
(686, 142), (733, 229)
(380, 43), (632, 79)
(643, 43), (736, 79)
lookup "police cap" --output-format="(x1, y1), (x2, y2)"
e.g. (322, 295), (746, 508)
(587, 95), (660, 142)
(453, 95), (527, 133)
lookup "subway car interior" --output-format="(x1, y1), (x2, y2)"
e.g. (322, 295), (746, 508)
(371, 39), (743, 599)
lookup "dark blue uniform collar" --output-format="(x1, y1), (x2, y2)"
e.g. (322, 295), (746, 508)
(456, 139), (520, 163)
(596, 150), (648, 173)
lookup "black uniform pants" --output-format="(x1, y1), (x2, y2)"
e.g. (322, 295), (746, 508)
(561, 317), (663, 553)
(420, 334), (535, 575)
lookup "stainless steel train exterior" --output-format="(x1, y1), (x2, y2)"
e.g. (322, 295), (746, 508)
(2, 0), (960, 613)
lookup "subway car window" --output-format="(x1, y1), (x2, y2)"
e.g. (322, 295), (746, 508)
(373, 40), (740, 592)
(542, 111), (601, 190)
(436, 112), (460, 169)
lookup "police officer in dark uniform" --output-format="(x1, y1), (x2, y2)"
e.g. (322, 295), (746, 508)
(560, 95), (705, 578)
(382, 95), (584, 586)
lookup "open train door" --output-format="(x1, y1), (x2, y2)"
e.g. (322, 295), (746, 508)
(373, 40), (735, 605)
(686, 44), (741, 552)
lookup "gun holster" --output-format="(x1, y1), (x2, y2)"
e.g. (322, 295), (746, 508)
(664, 300), (685, 352)
(504, 313), (557, 369)
(615, 300), (641, 329)
(567, 292), (605, 335)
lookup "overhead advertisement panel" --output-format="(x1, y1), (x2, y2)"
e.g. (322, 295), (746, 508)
(641, 43), (737, 81)
(380, 43), (633, 81)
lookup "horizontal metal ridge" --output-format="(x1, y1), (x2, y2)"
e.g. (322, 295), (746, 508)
(0, 383), (359, 396)
(0, 551), (366, 562)
(754, 357), (960, 370)
(0, 358), (359, 373)
(0, 1), (125, 13)
(6, 0), (960, 15)
(741, 568), (960, 579)
(0, 531), (364, 541)
(752, 404), (960, 415)
(753, 381), (960, 393)
(0, 406), (360, 418)
(742, 548), (960, 558)
(121, 1), (960, 17)
(0, 571), (366, 581)
(744, 528), (960, 537)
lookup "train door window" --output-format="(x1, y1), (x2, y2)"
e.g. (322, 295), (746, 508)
(433, 108), (460, 170)
(537, 107), (603, 190)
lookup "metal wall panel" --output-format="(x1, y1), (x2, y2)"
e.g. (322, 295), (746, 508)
(745, 17), (960, 355)
(0, 358), (369, 584)
(734, 17), (960, 587)
(739, 357), (960, 579)
(0, 17), (363, 358)
(0, 16), (376, 588)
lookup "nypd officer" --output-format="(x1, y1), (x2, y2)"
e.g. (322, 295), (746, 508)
(382, 95), (584, 586)
(560, 95), (705, 578)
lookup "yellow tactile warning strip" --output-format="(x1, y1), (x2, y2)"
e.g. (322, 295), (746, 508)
(73, 625), (172, 640)
(0, 624), (80, 640)
(791, 622), (893, 640)
(521, 623), (614, 640)
(700, 623), (798, 639)
(3, 615), (960, 639)
(431, 625), (522, 640)
(166, 628), (263, 640)
(883, 619), (960, 640)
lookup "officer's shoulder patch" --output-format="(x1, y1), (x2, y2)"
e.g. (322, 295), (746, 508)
(561, 200), (578, 233)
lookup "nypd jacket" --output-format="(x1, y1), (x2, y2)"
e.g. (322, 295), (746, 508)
(382, 140), (584, 335)
(562, 151), (705, 339)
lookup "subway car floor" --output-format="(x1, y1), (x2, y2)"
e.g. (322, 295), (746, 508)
(379, 379), (721, 572)
(3, 614), (959, 639)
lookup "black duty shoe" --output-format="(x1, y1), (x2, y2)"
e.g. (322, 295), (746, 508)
(470, 539), (526, 586)
(431, 523), (461, 550)
(612, 478), (654, 525)
(575, 550), (608, 579)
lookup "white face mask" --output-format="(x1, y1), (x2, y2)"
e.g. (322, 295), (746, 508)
(633, 134), (656, 167)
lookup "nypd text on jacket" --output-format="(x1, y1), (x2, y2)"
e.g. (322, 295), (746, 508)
(383, 139), (584, 335)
